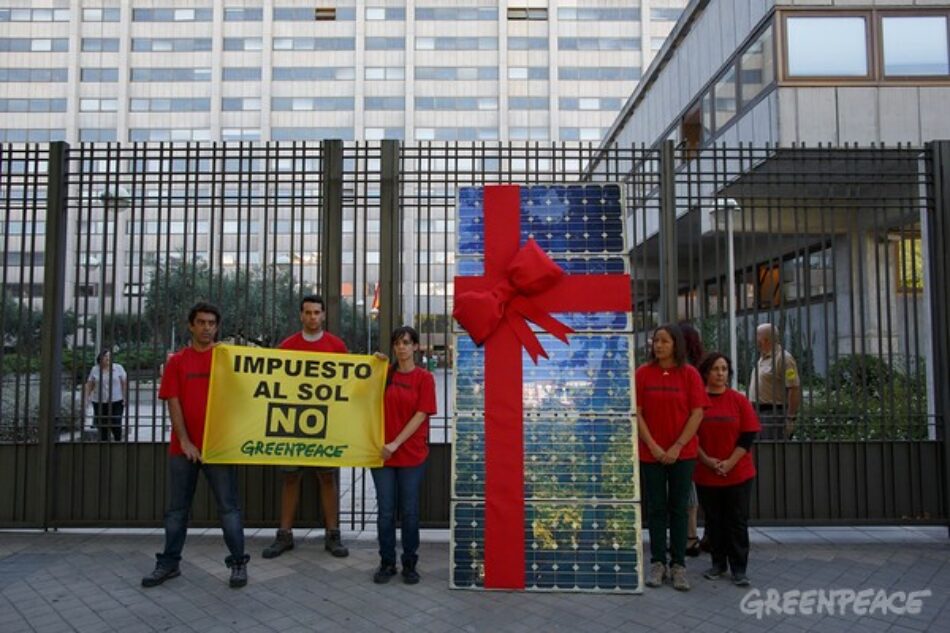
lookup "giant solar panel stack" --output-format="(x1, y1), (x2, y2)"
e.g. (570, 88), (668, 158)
(451, 184), (641, 592)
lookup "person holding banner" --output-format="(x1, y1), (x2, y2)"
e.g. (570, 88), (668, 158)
(636, 324), (710, 592)
(262, 294), (350, 559)
(371, 326), (436, 584)
(142, 302), (249, 589)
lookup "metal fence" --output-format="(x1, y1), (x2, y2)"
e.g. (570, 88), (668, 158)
(1, 140), (947, 529)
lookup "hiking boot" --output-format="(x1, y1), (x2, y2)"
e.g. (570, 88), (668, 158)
(262, 529), (294, 559)
(401, 559), (420, 585)
(324, 529), (349, 558)
(645, 561), (666, 588)
(228, 555), (249, 588)
(732, 572), (751, 587)
(141, 564), (180, 588)
(703, 565), (728, 580)
(373, 562), (398, 584)
(671, 564), (690, 591)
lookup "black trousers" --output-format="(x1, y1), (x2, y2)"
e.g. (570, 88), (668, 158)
(696, 479), (753, 575)
(91, 401), (124, 441)
(755, 403), (785, 440)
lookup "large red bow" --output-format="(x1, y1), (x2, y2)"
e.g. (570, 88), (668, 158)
(453, 239), (573, 363)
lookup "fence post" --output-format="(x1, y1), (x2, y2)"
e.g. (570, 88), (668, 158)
(36, 141), (69, 528)
(378, 140), (401, 347)
(926, 141), (950, 537)
(321, 140), (344, 335)
(659, 140), (678, 323)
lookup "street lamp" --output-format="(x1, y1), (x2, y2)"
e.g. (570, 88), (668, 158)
(95, 185), (131, 350)
(714, 197), (741, 388)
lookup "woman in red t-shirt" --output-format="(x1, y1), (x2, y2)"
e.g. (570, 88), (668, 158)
(636, 324), (710, 591)
(370, 326), (437, 586)
(694, 352), (761, 587)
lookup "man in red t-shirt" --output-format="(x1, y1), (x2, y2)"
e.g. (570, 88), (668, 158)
(142, 302), (249, 589)
(262, 295), (350, 559)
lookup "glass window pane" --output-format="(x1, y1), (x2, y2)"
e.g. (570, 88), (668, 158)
(740, 26), (774, 103)
(786, 17), (868, 77)
(882, 16), (949, 76)
(714, 66), (737, 129)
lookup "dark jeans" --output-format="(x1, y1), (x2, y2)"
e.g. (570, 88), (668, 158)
(641, 459), (695, 567)
(156, 455), (245, 569)
(371, 462), (426, 566)
(697, 479), (754, 575)
(91, 401), (123, 441)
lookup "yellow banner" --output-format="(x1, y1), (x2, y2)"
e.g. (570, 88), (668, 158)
(202, 344), (387, 467)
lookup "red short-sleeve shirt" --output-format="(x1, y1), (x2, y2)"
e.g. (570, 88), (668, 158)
(694, 388), (761, 486)
(159, 346), (213, 456)
(635, 362), (710, 463)
(384, 367), (437, 467)
(278, 330), (348, 354)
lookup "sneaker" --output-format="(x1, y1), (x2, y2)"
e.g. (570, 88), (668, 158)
(401, 561), (420, 585)
(703, 565), (728, 580)
(732, 572), (751, 587)
(262, 529), (294, 559)
(229, 559), (248, 589)
(373, 562), (398, 584)
(141, 564), (180, 588)
(645, 561), (666, 588)
(670, 564), (690, 591)
(324, 530), (349, 558)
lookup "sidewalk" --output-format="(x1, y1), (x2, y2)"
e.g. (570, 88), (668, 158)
(1, 527), (948, 632)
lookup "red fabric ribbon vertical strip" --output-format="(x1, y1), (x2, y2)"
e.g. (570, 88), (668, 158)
(453, 184), (632, 590)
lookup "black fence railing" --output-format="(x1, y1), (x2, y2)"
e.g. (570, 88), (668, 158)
(0, 140), (946, 529)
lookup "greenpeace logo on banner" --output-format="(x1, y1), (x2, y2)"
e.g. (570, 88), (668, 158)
(266, 402), (329, 439)
(740, 588), (932, 619)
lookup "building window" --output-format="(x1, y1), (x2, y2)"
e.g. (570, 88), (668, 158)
(273, 7), (355, 21)
(510, 126), (549, 141)
(130, 98), (210, 112)
(273, 37), (356, 51)
(0, 129), (65, 142)
(0, 68), (68, 82)
(713, 66), (737, 130)
(558, 37), (638, 51)
(272, 97), (355, 111)
(415, 97), (497, 110)
(132, 8), (213, 22)
(223, 38), (263, 51)
(510, 97), (548, 110)
(223, 67), (262, 81)
(559, 8), (639, 21)
(82, 8), (120, 22)
(82, 68), (119, 82)
(224, 7), (263, 21)
(415, 37), (497, 51)
(222, 97), (261, 111)
(882, 16), (949, 77)
(222, 128), (261, 141)
(131, 68), (211, 82)
(508, 37), (547, 50)
(740, 26), (775, 104)
(366, 7), (404, 20)
(416, 67), (498, 80)
(364, 127), (405, 140)
(757, 246), (833, 307)
(132, 38), (213, 52)
(129, 128), (212, 142)
(82, 38), (120, 52)
(273, 67), (355, 80)
(0, 38), (69, 52)
(80, 128), (118, 142)
(271, 127), (355, 141)
(507, 8), (548, 21)
(897, 237), (924, 292)
(365, 67), (405, 80)
(365, 37), (405, 50)
(651, 8), (683, 23)
(559, 97), (623, 111)
(79, 98), (118, 112)
(785, 16), (869, 77)
(558, 67), (640, 81)
(0, 98), (67, 112)
(0, 8), (70, 21)
(416, 8), (497, 21)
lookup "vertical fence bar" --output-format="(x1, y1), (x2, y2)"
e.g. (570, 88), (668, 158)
(659, 140), (677, 323)
(926, 141), (950, 536)
(379, 140), (401, 347)
(321, 140), (344, 334)
(37, 141), (69, 528)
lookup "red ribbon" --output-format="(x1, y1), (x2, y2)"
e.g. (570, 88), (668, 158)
(453, 184), (632, 589)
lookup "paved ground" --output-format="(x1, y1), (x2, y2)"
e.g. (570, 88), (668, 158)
(1, 526), (948, 633)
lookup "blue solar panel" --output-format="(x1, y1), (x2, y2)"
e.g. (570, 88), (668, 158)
(451, 183), (640, 593)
